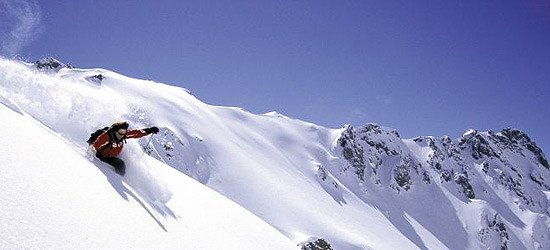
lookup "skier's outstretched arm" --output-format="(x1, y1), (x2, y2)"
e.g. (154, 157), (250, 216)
(126, 126), (159, 139)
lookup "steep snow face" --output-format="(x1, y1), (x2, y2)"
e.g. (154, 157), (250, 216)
(1, 57), (549, 249)
(0, 59), (296, 249)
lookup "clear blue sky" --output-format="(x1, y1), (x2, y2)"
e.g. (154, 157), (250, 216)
(1, 0), (549, 154)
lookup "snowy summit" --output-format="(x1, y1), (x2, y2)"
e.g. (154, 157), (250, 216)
(0, 57), (549, 249)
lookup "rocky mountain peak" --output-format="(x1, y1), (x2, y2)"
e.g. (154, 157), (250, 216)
(34, 57), (71, 71)
(458, 129), (500, 160)
(363, 123), (400, 138)
(497, 128), (549, 169)
(337, 123), (431, 192)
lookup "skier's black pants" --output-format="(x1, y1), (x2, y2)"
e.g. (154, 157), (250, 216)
(97, 155), (126, 175)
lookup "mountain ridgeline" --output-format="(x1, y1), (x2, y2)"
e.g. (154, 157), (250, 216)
(335, 124), (549, 249)
(339, 124), (549, 207)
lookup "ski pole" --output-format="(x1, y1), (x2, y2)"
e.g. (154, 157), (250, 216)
(142, 133), (154, 157)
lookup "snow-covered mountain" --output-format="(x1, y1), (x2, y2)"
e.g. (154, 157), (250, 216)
(0, 57), (548, 249)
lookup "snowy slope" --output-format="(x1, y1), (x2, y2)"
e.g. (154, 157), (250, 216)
(1, 57), (549, 249)
(0, 60), (295, 249)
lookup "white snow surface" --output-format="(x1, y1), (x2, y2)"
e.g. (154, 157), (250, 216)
(1, 57), (549, 249)
(0, 59), (295, 249)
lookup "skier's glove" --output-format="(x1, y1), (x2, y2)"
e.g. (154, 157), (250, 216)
(144, 127), (159, 134)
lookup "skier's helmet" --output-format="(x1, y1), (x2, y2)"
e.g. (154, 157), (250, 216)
(110, 121), (129, 131)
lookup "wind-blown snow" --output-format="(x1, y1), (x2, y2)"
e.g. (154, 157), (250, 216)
(1, 57), (549, 249)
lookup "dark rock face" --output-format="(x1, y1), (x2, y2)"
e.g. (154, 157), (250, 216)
(393, 162), (413, 191)
(459, 129), (500, 160)
(299, 238), (333, 250)
(479, 213), (509, 250)
(463, 128), (549, 169)
(86, 74), (105, 83)
(34, 57), (71, 71)
(422, 135), (476, 199)
(454, 173), (475, 199)
(337, 123), (430, 192)
(337, 125), (366, 181)
(499, 128), (549, 169)
(360, 123), (401, 156)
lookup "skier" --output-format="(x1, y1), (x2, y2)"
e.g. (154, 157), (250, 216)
(89, 121), (159, 175)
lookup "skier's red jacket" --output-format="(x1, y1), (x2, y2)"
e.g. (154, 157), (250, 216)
(92, 129), (148, 157)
